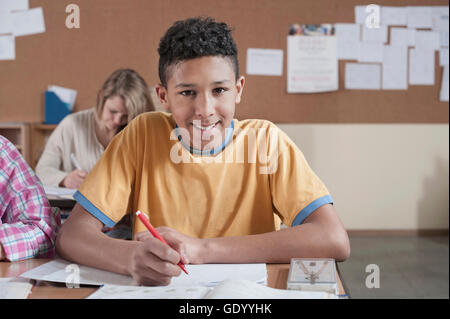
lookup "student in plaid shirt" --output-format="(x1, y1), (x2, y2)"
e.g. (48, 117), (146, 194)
(0, 135), (60, 261)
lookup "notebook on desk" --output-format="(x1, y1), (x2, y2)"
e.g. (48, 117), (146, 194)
(20, 258), (267, 287)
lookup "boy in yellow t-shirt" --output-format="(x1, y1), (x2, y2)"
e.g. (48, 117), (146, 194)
(56, 17), (350, 286)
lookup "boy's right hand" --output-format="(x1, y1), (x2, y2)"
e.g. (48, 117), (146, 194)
(128, 238), (183, 286)
(60, 170), (87, 189)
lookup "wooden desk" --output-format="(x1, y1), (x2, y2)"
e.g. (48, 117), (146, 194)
(1, 259), (346, 299)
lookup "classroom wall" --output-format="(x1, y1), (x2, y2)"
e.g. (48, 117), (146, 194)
(277, 123), (449, 231)
(0, 0), (448, 123)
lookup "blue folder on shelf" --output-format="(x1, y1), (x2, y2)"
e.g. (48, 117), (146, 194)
(45, 90), (71, 124)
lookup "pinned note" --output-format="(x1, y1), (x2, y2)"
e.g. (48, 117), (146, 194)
(11, 7), (45, 37)
(0, 0), (29, 12)
(345, 63), (381, 90)
(335, 23), (360, 60)
(0, 34), (14, 60)
(409, 48), (435, 85)
(246, 48), (283, 76)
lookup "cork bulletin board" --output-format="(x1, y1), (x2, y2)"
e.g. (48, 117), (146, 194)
(0, 0), (448, 124)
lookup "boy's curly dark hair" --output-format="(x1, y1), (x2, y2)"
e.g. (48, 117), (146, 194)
(158, 17), (239, 87)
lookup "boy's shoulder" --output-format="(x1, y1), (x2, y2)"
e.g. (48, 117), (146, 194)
(131, 111), (174, 129)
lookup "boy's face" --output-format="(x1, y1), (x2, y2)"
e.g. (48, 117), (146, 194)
(156, 56), (245, 151)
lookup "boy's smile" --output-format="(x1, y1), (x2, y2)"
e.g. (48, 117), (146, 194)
(157, 56), (245, 152)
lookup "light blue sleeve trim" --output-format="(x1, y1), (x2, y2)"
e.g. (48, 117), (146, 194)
(291, 195), (334, 226)
(73, 191), (116, 228)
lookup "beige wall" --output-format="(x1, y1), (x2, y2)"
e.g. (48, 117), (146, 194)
(277, 123), (449, 231)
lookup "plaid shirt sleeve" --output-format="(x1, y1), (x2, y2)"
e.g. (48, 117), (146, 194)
(0, 136), (61, 261)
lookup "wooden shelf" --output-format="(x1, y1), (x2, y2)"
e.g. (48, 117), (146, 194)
(32, 124), (58, 130)
(0, 123), (30, 164)
(0, 123), (57, 169)
(29, 123), (57, 169)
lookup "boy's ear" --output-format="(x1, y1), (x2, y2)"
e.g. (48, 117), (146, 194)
(155, 84), (170, 111)
(235, 76), (245, 104)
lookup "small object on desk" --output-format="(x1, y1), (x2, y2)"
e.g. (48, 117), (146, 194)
(287, 258), (338, 294)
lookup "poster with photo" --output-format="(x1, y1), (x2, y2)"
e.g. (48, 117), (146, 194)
(287, 24), (338, 93)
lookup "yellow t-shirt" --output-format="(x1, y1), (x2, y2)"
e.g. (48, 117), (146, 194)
(74, 111), (332, 237)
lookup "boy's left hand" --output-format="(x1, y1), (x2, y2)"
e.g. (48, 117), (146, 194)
(134, 227), (204, 264)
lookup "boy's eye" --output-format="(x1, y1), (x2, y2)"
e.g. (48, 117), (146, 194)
(180, 90), (195, 96)
(213, 87), (227, 94)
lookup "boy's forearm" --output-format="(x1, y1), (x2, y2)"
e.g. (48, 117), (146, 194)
(201, 222), (349, 264)
(56, 214), (141, 276)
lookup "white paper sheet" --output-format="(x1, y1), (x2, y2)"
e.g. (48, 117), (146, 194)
(0, 0), (28, 12)
(335, 23), (360, 60)
(361, 25), (388, 43)
(246, 48), (283, 76)
(88, 284), (210, 299)
(415, 30), (440, 50)
(287, 35), (338, 93)
(440, 64), (449, 101)
(440, 48), (449, 66)
(409, 48), (435, 85)
(431, 6), (449, 32)
(358, 42), (383, 62)
(11, 7), (45, 37)
(354, 5), (368, 24)
(88, 279), (337, 299)
(345, 63), (381, 90)
(43, 185), (76, 197)
(47, 85), (77, 110)
(171, 263), (267, 287)
(407, 6), (433, 29)
(205, 279), (337, 299)
(20, 258), (136, 286)
(382, 45), (408, 90)
(0, 10), (13, 33)
(390, 28), (415, 47)
(381, 6), (407, 26)
(0, 278), (32, 299)
(440, 31), (449, 47)
(0, 34), (14, 60)
(20, 258), (268, 288)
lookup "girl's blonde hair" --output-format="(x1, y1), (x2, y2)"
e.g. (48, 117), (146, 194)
(96, 69), (154, 122)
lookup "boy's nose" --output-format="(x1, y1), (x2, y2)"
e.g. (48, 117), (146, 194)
(195, 93), (215, 118)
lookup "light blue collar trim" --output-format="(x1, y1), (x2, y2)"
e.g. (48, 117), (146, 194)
(176, 120), (235, 156)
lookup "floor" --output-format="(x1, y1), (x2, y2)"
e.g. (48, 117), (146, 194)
(337, 236), (449, 299)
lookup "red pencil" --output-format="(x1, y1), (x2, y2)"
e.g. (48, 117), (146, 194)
(135, 211), (188, 275)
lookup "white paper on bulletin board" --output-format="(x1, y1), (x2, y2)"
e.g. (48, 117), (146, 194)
(287, 36), (338, 93)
